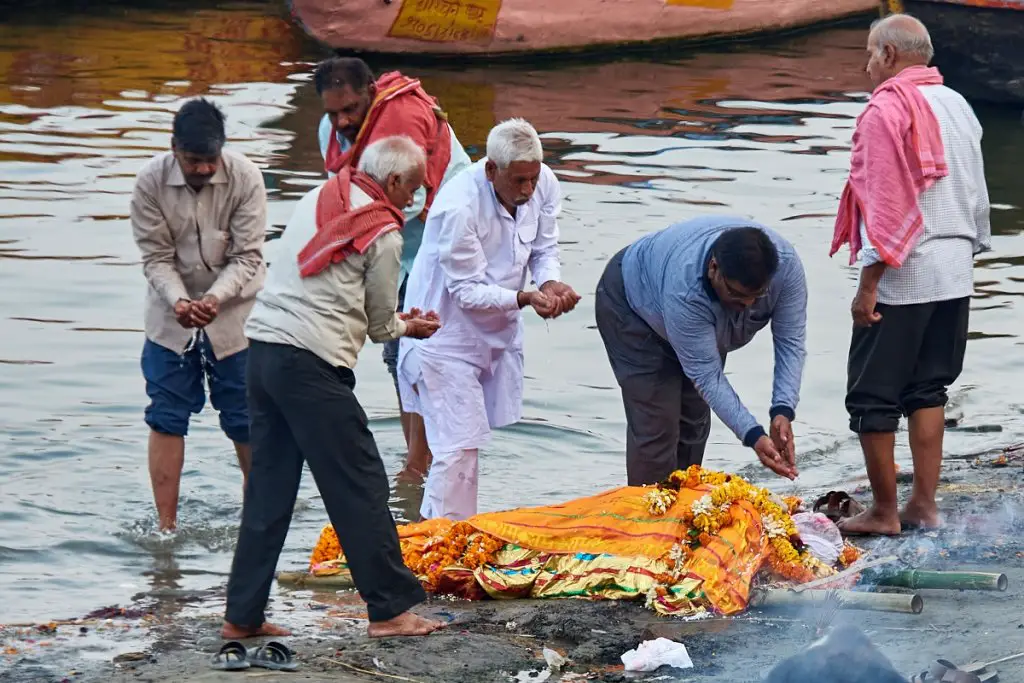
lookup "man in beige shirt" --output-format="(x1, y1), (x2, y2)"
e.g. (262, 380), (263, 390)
(223, 136), (444, 641)
(130, 98), (266, 532)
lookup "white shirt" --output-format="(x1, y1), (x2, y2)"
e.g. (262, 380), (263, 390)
(399, 159), (562, 369)
(860, 84), (992, 305)
(245, 183), (406, 369)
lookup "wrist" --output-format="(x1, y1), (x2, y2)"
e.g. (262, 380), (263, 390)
(743, 426), (766, 449)
(516, 291), (530, 308)
(769, 405), (795, 422)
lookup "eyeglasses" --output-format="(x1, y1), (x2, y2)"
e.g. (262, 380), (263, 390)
(720, 276), (768, 301)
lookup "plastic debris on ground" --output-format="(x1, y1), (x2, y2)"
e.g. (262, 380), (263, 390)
(543, 647), (567, 671)
(621, 637), (694, 672)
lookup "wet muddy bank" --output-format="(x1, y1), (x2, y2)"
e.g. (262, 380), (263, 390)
(3, 451), (1023, 683)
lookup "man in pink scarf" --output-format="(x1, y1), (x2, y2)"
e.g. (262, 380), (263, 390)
(831, 14), (990, 536)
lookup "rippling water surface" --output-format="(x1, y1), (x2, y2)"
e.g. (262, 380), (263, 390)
(1, 0), (1022, 627)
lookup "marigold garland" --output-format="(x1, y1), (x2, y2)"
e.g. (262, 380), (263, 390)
(310, 524), (342, 568)
(645, 465), (835, 585)
(838, 542), (863, 567)
(309, 521), (504, 591)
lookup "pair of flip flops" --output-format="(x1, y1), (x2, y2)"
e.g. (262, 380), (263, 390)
(910, 659), (997, 683)
(211, 640), (298, 672)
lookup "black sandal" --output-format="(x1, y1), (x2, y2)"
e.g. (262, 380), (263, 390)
(247, 640), (298, 671)
(211, 641), (250, 671)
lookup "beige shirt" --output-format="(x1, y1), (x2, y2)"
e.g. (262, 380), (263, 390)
(245, 182), (407, 369)
(130, 149), (267, 360)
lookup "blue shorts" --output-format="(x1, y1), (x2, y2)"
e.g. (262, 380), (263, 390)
(141, 336), (250, 444)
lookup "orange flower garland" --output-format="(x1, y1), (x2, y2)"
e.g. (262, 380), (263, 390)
(839, 542), (862, 567)
(646, 465), (835, 585)
(310, 524), (342, 568)
(309, 521), (505, 591)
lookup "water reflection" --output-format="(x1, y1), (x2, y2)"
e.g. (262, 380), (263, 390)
(0, 0), (1023, 631)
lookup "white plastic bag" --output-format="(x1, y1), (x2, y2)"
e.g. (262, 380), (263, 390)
(792, 512), (844, 566)
(620, 638), (693, 672)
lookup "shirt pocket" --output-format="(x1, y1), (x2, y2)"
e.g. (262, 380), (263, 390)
(201, 223), (230, 269)
(513, 218), (538, 271)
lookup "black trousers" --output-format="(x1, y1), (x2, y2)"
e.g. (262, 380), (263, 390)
(225, 341), (425, 626)
(846, 297), (969, 433)
(595, 248), (714, 486)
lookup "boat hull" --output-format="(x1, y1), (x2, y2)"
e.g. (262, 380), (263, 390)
(893, 0), (1024, 104)
(289, 0), (877, 57)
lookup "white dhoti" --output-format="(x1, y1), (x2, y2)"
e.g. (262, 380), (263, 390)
(398, 339), (524, 520)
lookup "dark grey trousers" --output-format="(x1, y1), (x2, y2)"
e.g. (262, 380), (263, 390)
(225, 340), (425, 626)
(595, 249), (713, 486)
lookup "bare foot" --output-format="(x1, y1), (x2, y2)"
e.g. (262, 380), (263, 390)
(396, 467), (426, 486)
(220, 621), (292, 639)
(900, 499), (941, 530)
(367, 611), (446, 638)
(837, 506), (901, 536)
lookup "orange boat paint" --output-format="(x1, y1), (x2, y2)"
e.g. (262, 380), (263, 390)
(289, 0), (878, 57)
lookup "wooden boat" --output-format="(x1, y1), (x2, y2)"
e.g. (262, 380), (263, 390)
(288, 0), (878, 58)
(883, 0), (1024, 104)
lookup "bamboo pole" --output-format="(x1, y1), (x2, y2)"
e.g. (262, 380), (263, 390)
(750, 588), (924, 614)
(863, 569), (1008, 592)
(277, 571), (354, 589)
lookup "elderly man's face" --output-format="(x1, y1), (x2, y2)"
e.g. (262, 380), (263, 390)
(485, 160), (541, 213)
(865, 34), (897, 88)
(384, 162), (426, 210)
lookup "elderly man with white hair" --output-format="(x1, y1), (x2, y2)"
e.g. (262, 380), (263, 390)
(222, 135), (446, 640)
(398, 118), (580, 521)
(831, 14), (991, 536)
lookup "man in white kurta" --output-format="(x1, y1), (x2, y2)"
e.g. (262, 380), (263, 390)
(398, 118), (580, 521)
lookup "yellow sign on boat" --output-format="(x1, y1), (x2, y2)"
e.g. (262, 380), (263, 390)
(388, 0), (502, 44)
(665, 0), (735, 9)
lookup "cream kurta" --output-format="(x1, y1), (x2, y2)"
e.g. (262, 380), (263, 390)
(398, 159), (562, 518)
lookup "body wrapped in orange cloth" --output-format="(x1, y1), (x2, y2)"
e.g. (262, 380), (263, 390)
(308, 467), (859, 616)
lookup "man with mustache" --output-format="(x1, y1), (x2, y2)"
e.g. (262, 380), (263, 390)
(315, 57), (472, 487)
(130, 97), (266, 532)
(595, 217), (807, 486)
(397, 118), (580, 521)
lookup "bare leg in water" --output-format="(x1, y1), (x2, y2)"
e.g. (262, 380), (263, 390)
(900, 406), (944, 529)
(398, 412), (433, 483)
(838, 431), (901, 536)
(233, 441), (252, 491)
(149, 431), (184, 532)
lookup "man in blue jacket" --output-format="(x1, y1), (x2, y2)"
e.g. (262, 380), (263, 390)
(595, 215), (807, 485)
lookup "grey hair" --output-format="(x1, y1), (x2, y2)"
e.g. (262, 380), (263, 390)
(486, 118), (543, 168)
(357, 135), (426, 185)
(869, 14), (934, 63)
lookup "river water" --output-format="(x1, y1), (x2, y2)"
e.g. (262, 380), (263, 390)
(1, 0), (1022, 630)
